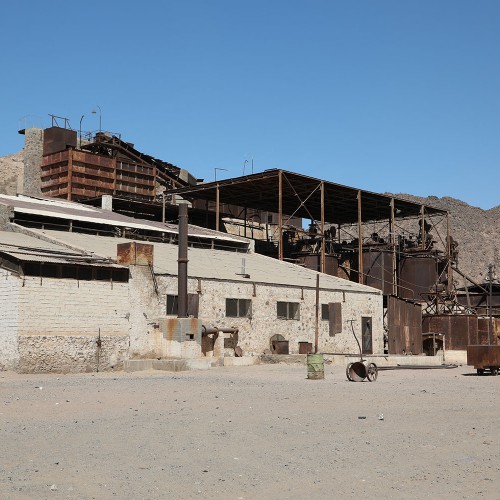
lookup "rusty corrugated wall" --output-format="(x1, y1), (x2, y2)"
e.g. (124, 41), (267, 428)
(388, 296), (423, 354)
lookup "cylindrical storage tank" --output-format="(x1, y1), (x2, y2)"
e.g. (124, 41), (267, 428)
(398, 256), (438, 300)
(307, 354), (325, 380)
(296, 254), (339, 276)
(362, 249), (394, 295)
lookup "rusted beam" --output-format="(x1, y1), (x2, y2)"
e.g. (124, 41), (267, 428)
(177, 203), (189, 318)
(216, 184), (220, 232)
(391, 198), (397, 295)
(320, 181), (325, 273)
(357, 190), (363, 284)
(278, 170), (283, 261)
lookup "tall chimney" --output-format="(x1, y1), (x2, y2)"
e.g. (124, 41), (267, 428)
(177, 203), (189, 317)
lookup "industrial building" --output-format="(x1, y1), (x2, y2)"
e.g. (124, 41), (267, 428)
(0, 193), (383, 372)
(0, 118), (497, 372)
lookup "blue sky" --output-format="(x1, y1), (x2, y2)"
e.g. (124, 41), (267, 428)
(1, 1), (499, 208)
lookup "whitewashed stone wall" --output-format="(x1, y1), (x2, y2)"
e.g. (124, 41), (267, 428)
(14, 275), (131, 373)
(158, 276), (384, 356)
(0, 269), (20, 370)
(127, 266), (166, 358)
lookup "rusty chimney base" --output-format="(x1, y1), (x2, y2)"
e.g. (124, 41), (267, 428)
(157, 318), (202, 358)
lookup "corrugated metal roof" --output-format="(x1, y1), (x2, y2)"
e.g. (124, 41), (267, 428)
(31, 229), (381, 293)
(0, 231), (122, 267)
(0, 194), (249, 245)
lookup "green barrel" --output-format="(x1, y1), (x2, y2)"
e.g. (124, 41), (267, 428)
(307, 353), (325, 380)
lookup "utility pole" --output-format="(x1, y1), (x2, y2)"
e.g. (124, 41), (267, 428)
(488, 264), (495, 345)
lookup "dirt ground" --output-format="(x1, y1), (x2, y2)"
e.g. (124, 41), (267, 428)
(0, 363), (499, 500)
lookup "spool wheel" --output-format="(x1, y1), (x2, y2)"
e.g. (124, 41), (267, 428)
(477, 368), (485, 376)
(346, 363), (354, 381)
(366, 363), (378, 382)
(491, 367), (499, 376)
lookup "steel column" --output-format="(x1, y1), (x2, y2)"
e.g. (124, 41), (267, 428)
(278, 170), (283, 260)
(357, 190), (363, 284)
(320, 181), (325, 273)
(215, 184), (220, 233)
(420, 205), (425, 250)
(446, 212), (452, 293)
(177, 203), (189, 318)
(391, 198), (396, 295)
(67, 150), (73, 201)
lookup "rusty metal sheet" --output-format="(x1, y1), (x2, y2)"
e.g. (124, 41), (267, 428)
(422, 315), (478, 350)
(272, 340), (289, 354)
(43, 127), (77, 156)
(398, 256), (438, 300)
(116, 241), (154, 266)
(388, 296), (423, 354)
(467, 345), (500, 368)
(363, 249), (393, 294)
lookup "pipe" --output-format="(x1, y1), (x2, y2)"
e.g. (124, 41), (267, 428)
(177, 203), (188, 317)
(202, 325), (239, 335)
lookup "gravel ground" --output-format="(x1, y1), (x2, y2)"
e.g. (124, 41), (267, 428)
(0, 363), (499, 500)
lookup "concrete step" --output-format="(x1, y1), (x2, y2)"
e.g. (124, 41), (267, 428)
(124, 358), (212, 373)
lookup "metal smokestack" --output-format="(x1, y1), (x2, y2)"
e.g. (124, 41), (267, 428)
(177, 203), (188, 318)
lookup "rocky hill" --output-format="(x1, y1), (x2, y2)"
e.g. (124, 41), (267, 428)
(0, 151), (23, 195)
(0, 150), (497, 283)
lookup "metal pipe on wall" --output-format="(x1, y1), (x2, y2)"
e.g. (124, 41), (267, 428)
(177, 203), (189, 318)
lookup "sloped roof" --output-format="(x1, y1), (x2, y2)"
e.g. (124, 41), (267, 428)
(0, 194), (249, 245)
(28, 229), (381, 294)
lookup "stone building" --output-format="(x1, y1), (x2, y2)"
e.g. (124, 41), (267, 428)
(0, 194), (383, 372)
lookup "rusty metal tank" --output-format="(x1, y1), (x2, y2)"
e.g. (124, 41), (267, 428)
(398, 255), (439, 300)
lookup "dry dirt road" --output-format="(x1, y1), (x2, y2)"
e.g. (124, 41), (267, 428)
(1, 363), (499, 500)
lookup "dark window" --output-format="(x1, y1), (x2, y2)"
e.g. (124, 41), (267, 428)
(277, 301), (300, 320)
(226, 298), (252, 318)
(95, 268), (112, 281)
(362, 316), (373, 354)
(40, 264), (58, 278)
(166, 294), (200, 317)
(78, 267), (92, 280)
(328, 303), (342, 336)
(62, 266), (78, 279)
(321, 304), (329, 320)
(166, 295), (179, 315)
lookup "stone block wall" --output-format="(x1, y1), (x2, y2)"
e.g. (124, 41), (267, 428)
(157, 275), (384, 356)
(0, 269), (20, 370)
(23, 128), (44, 197)
(17, 334), (129, 373)
(13, 276), (131, 373)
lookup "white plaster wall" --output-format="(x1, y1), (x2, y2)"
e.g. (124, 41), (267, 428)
(18, 277), (130, 336)
(0, 269), (20, 370)
(16, 276), (131, 372)
(157, 276), (384, 356)
(127, 266), (166, 358)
